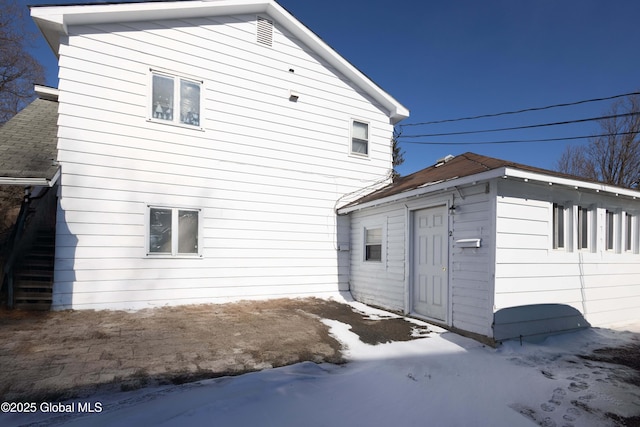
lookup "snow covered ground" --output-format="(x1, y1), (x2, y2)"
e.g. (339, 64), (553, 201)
(4, 302), (640, 427)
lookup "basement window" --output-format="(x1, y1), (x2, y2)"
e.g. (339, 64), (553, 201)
(148, 206), (201, 257)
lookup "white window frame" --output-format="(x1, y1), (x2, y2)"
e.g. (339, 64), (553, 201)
(147, 205), (202, 257)
(552, 203), (566, 250)
(575, 205), (594, 252)
(350, 119), (370, 157)
(624, 212), (638, 253)
(149, 69), (203, 130)
(363, 226), (383, 262)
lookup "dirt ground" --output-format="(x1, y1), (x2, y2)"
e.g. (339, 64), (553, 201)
(0, 298), (428, 402)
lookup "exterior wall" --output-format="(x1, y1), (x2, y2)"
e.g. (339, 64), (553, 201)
(52, 14), (395, 309)
(348, 203), (406, 312)
(495, 179), (640, 327)
(448, 183), (495, 337)
(348, 183), (494, 337)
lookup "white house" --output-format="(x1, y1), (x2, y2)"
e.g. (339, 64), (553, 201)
(338, 152), (640, 343)
(25, 0), (409, 310)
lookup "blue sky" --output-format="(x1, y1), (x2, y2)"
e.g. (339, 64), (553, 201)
(25, 0), (640, 176)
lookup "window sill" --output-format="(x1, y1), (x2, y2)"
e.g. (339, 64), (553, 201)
(146, 254), (203, 259)
(147, 118), (204, 132)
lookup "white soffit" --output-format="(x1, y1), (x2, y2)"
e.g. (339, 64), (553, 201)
(31, 0), (409, 123)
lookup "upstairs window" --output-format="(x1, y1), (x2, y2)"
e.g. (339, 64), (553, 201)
(351, 120), (369, 156)
(364, 227), (382, 261)
(552, 203), (565, 249)
(150, 71), (202, 128)
(148, 206), (200, 256)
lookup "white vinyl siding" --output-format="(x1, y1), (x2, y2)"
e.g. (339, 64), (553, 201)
(52, 13), (395, 309)
(348, 183), (494, 337)
(495, 179), (640, 328)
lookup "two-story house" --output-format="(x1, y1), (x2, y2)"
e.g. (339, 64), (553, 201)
(26, 0), (408, 310)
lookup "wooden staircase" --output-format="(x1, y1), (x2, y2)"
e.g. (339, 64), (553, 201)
(12, 229), (55, 310)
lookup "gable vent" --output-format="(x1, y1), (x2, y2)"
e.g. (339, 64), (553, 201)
(257, 16), (273, 46)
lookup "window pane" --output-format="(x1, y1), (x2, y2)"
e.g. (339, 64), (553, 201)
(366, 244), (382, 261)
(553, 203), (564, 249)
(353, 121), (368, 140)
(352, 121), (368, 155)
(152, 75), (174, 121)
(606, 210), (614, 250)
(626, 214), (633, 251)
(180, 80), (200, 126)
(366, 228), (382, 244)
(149, 208), (172, 253)
(578, 207), (588, 249)
(178, 210), (198, 254)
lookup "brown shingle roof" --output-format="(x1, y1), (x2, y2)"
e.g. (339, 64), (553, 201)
(0, 97), (59, 181)
(343, 152), (604, 208)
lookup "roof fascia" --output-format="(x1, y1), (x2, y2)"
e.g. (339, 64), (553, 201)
(337, 168), (506, 214)
(503, 167), (640, 199)
(0, 177), (53, 186)
(31, 0), (409, 123)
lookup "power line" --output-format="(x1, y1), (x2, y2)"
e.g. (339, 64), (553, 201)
(400, 91), (640, 127)
(400, 131), (639, 146)
(398, 112), (640, 138)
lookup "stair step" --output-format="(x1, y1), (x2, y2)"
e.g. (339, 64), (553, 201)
(14, 280), (53, 290)
(14, 291), (52, 300)
(13, 302), (52, 311)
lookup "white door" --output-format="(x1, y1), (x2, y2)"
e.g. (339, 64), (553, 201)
(412, 206), (448, 321)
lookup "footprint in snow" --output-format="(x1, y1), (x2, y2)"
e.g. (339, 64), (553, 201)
(563, 407), (580, 422)
(568, 381), (589, 392)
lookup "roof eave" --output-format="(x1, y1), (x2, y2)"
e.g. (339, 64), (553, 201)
(338, 167), (640, 214)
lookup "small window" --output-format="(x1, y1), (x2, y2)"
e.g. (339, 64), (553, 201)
(149, 206), (200, 256)
(364, 227), (382, 261)
(577, 206), (589, 250)
(625, 213), (634, 252)
(151, 71), (201, 128)
(351, 120), (369, 156)
(552, 203), (565, 249)
(606, 210), (615, 251)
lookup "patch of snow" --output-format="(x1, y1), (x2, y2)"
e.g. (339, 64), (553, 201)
(4, 317), (639, 427)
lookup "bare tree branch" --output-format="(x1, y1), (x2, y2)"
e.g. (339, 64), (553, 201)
(556, 94), (640, 188)
(0, 0), (46, 124)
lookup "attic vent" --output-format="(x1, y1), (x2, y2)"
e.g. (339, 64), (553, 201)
(256, 16), (273, 46)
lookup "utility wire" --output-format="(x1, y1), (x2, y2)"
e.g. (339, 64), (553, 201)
(400, 131), (638, 146)
(398, 112), (640, 138)
(400, 91), (640, 127)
